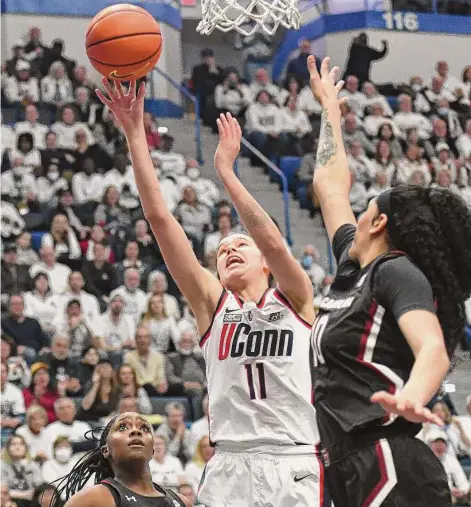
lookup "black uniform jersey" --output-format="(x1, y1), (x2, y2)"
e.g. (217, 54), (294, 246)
(312, 224), (436, 457)
(101, 478), (186, 507)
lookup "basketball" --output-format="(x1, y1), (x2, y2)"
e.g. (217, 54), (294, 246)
(85, 4), (162, 81)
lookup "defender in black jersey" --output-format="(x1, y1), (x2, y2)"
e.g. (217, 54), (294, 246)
(308, 56), (471, 506)
(50, 412), (190, 507)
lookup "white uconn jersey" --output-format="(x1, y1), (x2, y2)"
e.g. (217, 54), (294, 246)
(200, 288), (319, 448)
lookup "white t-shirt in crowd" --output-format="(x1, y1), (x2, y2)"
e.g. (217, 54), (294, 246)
(29, 261), (71, 294)
(149, 455), (184, 489)
(72, 173), (105, 204)
(102, 166), (138, 196)
(457, 415), (471, 442)
(0, 382), (26, 418)
(50, 122), (94, 150)
(94, 311), (136, 348)
(439, 453), (470, 495)
(23, 291), (61, 330)
(44, 420), (92, 448)
(184, 461), (205, 492)
(190, 417), (209, 454)
(109, 286), (148, 324)
(150, 150), (186, 176)
(16, 425), (53, 459)
(58, 290), (101, 324)
(15, 121), (49, 149)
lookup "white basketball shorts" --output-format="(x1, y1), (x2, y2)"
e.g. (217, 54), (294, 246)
(197, 443), (325, 507)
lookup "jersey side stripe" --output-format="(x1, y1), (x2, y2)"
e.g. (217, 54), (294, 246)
(357, 302), (404, 425)
(273, 289), (312, 329)
(361, 439), (398, 507)
(199, 290), (228, 347)
(315, 442), (325, 507)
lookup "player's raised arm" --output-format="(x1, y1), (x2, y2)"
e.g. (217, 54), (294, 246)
(308, 56), (357, 245)
(96, 79), (222, 333)
(214, 112), (314, 321)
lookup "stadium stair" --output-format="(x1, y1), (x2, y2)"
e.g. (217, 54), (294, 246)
(162, 116), (331, 271)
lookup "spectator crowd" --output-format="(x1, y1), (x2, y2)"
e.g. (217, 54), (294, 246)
(1, 24), (471, 507)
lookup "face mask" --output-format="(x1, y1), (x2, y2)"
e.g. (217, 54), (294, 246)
(412, 84), (421, 92)
(187, 168), (200, 180)
(48, 171), (59, 181)
(55, 447), (72, 463)
(438, 107), (449, 117)
(302, 255), (313, 269)
(180, 348), (193, 356)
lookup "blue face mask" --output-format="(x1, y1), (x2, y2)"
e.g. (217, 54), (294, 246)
(302, 255), (313, 269)
(438, 107), (449, 117)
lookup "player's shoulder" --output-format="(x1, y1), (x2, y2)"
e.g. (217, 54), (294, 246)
(375, 253), (428, 282)
(64, 484), (115, 507)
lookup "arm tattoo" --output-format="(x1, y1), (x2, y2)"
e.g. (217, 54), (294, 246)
(316, 109), (338, 168)
(242, 201), (269, 229)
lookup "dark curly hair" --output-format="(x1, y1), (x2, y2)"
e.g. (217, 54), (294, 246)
(50, 417), (117, 507)
(387, 185), (471, 355)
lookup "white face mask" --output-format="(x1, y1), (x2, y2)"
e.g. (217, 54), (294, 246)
(412, 83), (422, 92)
(180, 348), (193, 356)
(48, 171), (59, 181)
(187, 168), (200, 180)
(55, 446), (72, 463)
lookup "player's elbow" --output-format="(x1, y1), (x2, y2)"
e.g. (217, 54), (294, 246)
(420, 339), (450, 373)
(262, 234), (287, 257)
(143, 206), (171, 225)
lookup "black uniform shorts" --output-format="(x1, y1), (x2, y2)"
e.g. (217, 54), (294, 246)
(322, 435), (451, 507)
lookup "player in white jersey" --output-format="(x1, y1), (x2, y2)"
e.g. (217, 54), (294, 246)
(96, 81), (323, 507)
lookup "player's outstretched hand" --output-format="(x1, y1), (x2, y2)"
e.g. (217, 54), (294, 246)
(308, 56), (347, 108)
(96, 78), (146, 135)
(214, 112), (242, 178)
(371, 391), (443, 425)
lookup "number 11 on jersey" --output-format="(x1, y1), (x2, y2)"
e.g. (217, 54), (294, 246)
(312, 314), (329, 366)
(245, 363), (267, 400)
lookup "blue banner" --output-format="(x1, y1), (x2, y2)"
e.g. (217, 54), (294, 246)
(2, 0), (182, 30)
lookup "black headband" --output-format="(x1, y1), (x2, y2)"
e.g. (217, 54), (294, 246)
(376, 189), (399, 246)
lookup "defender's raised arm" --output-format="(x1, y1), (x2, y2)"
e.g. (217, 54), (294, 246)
(308, 56), (357, 245)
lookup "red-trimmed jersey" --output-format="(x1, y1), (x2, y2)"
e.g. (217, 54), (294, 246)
(200, 288), (319, 448)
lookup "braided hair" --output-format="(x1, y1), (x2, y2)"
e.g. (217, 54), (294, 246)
(50, 417), (117, 507)
(387, 185), (471, 355)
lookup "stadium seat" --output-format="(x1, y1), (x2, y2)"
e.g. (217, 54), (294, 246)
(296, 184), (309, 210)
(38, 105), (53, 125)
(279, 156), (301, 188)
(31, 231), (46, 251)
(1, 107), (19, 125)
(387, 96), (399, 111)
(150, 396), (192, 421)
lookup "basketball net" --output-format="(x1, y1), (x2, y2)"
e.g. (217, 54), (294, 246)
(196, 0), (300, 36)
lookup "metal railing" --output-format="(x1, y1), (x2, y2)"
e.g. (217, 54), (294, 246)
(146, 68), (292, 246)
(149, 66), (203, 165)
(234, 137), (293, 246)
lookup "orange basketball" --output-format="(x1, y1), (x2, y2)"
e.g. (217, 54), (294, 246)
(86, 4), (162, 81)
